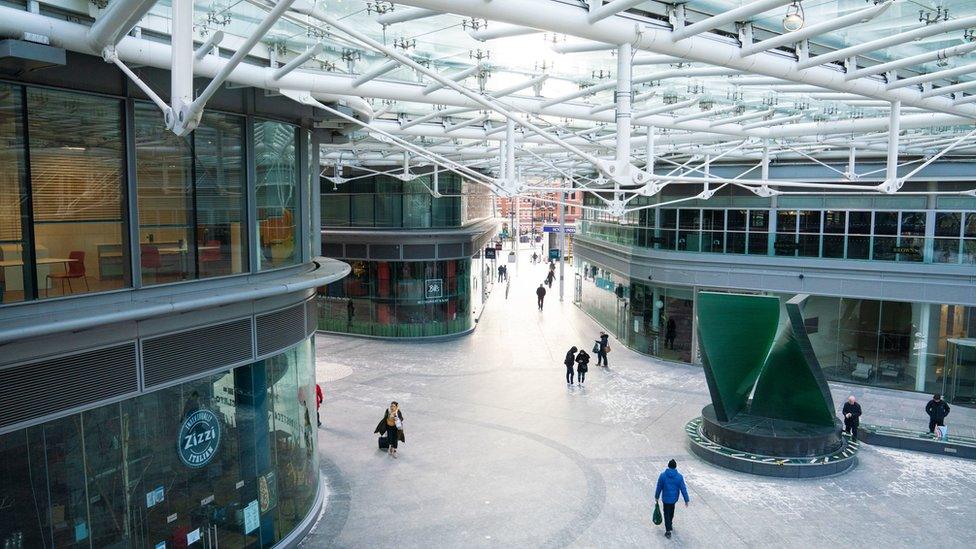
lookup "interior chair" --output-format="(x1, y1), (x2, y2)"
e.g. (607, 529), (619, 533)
(141, 244), (163, 282)
(851, 362), (874, 381)
(199, 239), (223, 275)
(46, 250), (89, 296)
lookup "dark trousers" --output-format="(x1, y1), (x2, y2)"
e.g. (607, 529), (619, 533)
(844, 417), (858, 439)
(666, 335), (676, 349)
(597, 351), (608, 366)
(316, 408), (321, 427)
(386, 425), (398, 449)
(578, 369), (586, 383)
(565, 366), (574, 384)
(663, 502), (676, 532)
(537, 296), (544, 309)
(929, 418), (944, 433)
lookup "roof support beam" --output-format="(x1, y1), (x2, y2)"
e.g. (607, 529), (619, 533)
(469, 24), (541, 41)
(672, 0), (793, 42)
(87, 0), (157, 51)
(846, 42), (976, 82)
(739, 1), (892, 57)
(376, 7), (441, 25)
(887, 61), (976, 91)
(353, 59), (401, 87)
(422, 64), (481, 95)
(588, 0), (646, 24)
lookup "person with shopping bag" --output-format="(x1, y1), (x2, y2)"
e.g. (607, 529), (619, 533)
(654, 459), (690, 538)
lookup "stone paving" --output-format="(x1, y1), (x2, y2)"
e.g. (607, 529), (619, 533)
(302, 250), (976, 548)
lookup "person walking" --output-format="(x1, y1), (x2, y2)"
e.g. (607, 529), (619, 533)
(316, 383), (324, 427)
(575, 349), (590, 386)
(532, 251), (538, 264)
(925, 393), (951, 435)
(654, 459), (690, 539)
(374, 401), (405, 458)
(564, 346), (578, 386)
(665, 317), (677, 350)
(497, 264), (504, 283)
(596, 331), (610, 368)
(536, 284), (547, 310)
(545, 269), (554, 289)
(842, 395), (861, 440)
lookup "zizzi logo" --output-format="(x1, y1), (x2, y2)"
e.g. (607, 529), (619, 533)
(178, 409), (221, 468)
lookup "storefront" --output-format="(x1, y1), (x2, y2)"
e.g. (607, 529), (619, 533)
(0, 340), (318, 549)
(317, 258), (474, 337)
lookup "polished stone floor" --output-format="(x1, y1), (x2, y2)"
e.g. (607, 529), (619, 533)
(303, 249), (976, 548)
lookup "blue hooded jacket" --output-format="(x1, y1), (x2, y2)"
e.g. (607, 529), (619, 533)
(655, 468), (689, 504)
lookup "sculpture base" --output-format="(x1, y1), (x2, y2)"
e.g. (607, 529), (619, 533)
(701, 404), (844, 457)
(687, 414), (857, 478)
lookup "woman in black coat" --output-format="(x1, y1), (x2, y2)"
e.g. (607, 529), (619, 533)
(374, 401), (404, 458)
(575, 350), (590, 386)
(564, 346), (578, 386)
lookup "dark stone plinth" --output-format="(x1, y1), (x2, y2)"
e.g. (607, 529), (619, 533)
(686, 417), (857, 478)
(701, 404), (845, 457)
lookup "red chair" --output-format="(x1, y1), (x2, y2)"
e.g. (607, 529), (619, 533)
(141, 244), (162, 281)
(199, 239), (222, 274)
(46, 250), (88, 295)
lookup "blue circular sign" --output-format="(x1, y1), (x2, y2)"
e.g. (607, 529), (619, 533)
(178, 409), (221, 468)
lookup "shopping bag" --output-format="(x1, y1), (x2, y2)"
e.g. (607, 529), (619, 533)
(652, 502), (662, 526)
(937, 425), (949, 441)
(592, 342), (600, 354)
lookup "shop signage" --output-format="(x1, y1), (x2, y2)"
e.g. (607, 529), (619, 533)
(543, 225), (577, 234)
(178, 409), (221, 468)
(425, 278), (443, 299)
(892, 246), (920, 255)
(549, 249), (561, 260)
(773, 241), (798, 252)
(484, 247), (496, 259)
(243, 500), (260, 534)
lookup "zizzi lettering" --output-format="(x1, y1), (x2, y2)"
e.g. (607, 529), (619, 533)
(178, 409), (221, 468)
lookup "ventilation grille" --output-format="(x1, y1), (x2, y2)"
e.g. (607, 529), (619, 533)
(256, 304), (306, 357)
(305, 299), (317, 336)
(438, 243), (463, 258)
(143, 318), (253, 388)
(322, 243), (343, 257)
(0, 343), (137, 431)
(370, 244), (400, 259)
(404, 244), (436, 260)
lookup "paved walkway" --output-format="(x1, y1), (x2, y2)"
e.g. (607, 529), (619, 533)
(303, 249), (976, 548)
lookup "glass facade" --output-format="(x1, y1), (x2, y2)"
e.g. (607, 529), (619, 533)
(317, 259), (474, 337)
(321, 172), (493, 229)
(0, 339), (318, 549)
(576, 260), (976, 406)
(254, 120), (299, 270)
(0, 82), (310, 307)
(135, 105), (247, 284)
(580, 193), (976, 265)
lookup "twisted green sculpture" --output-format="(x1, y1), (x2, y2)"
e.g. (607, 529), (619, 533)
(697, 292), (836, 427)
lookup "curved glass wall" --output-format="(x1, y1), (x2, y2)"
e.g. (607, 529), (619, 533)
(321, 172), (493, 228)
(0, 81), (311, 307)
(580, 193), (976, 265)
(0, 339), (319, 548)
(317, 259), (473, 337)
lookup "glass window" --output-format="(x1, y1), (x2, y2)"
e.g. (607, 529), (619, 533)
(936, 212), (961, 237)
(900, 211), (926, 236)
(824, 211), (846, 234)
(136, 106), (247, 284)
(322, 194), (350, 227)
(847, 235), (870, 259)
(403, 179), (431, 228)
(677, 209), (700, 229)
(727, 209), (746, 231)
(748, 231), (768, 255)
(0, 83), (27, 304)
(776, 209), (797, 231)
(848, 211), (871, 234)
(873, 211), (898, 235)
(798, 210), (821, 233)
(727, 232), (746, 254)
(195, 112), (247, 278)
(254, 120), (299, 269)
(934, 238), (960, 263)
(659, 209), (677, 229)
(963, 212), (976, 237)
(28, 87), (127, 298)
(135, 102), (193, 284)
(823, 234), (844, 258)
(350, 194), (374, 227)
(748, 210), (769, 230)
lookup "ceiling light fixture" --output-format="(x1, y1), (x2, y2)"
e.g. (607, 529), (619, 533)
(783, 1), (805, 32)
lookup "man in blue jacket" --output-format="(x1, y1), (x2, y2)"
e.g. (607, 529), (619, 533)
(654, 459), (690, 538)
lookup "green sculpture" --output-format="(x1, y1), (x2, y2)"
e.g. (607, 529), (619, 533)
(697, 292), (836, 427)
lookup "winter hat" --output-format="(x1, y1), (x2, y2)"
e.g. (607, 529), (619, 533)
(668, 459), (677, 469)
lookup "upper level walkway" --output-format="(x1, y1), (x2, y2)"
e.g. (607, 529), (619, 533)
(305, 246), (976, 548)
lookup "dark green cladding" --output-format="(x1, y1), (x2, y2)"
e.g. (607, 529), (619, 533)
(697, 292), (837, 426)
(696, 292), (780, 422)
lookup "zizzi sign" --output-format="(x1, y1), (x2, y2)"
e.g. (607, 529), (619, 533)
(178, 409), (221, 468)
